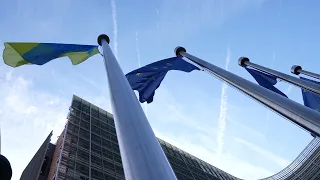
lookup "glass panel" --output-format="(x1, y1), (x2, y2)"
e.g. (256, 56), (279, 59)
(81, 113), (90, 122)
(75, 162), (89, 176)
(102, 148), (113, 160)
(92, 117), (100, 127)
(77, 148), (89, 164)
(92, 133), (101, 145)
(91, 108), (99, 119)
(101, 138), (112, 149)
(103, 160), (115, 172)
(91, 143), (102, 156)
(80, 120), (90, 131)
(79, 128), (90, 140)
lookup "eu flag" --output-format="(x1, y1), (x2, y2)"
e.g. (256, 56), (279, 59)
(245, 67), (288, 98)
(125, 57), (200, 103)
(300, 77), (320, 112)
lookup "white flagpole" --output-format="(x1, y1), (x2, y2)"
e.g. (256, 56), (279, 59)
(97, 34), (177, 180)
(175, 46), (320, 137)
(291, 65), (320, 81)
(238, 58), (320, 95)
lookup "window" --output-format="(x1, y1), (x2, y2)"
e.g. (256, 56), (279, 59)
(72, 100), (81, 110)
(91, 143), (102, 156)
(104, 173), (116, 180)
(113, 154), (122, 164)
(69, 146), (77, 159)
(91, 109), (99, 119)
(91, 125), (101, 136)
(68, 123), (79, 134)
(79, 129), (90, 140)
(69, 115), (80, 125)
(81, 104), (90, 114)
(71, 108), (81, 118)
(75, 162), (89, 176)
(102, 148), (113, 160)
(108, 118), (115, 126)
(91, 133), (101, 145)
(91, 154), (103, 167)
(91, 168), (103, 179)
(109, 127), (116, 135)
(80, 120), (90, 131)
(110, 135), (118, 144)
(111, 143), (119, 152)
(115, 165), (124, 175)
(81, 112), (90, 122)
(102, 138), (112, 149)
(101, 129), (110, 140)
(67, 159), (76, 168)
(77, 149), (89, 164)
(103, 160), (115, 172)
(78, 139), (90, 150)
(92, 117), (100, 127)
(69, 134), (78, 145)
(100, 116), (108, 124)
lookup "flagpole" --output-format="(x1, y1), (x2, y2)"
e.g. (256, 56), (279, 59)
(291, 65), (320, 81)
(97, 34), (177, 180)
(175, 46), (320, 137)
(238, 57), (320, 96)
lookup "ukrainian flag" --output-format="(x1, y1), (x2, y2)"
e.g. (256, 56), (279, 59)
(2, 42), (100, 67)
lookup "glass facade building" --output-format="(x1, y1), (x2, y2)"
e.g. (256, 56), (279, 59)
(20, 95), (320, 180)
(48, 95), (238, 180)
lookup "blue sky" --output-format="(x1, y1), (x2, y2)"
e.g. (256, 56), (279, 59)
(0, 0), (319, 179)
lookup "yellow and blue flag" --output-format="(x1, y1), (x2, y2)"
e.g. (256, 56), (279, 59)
(2, 42), (99, 67)
(300, 77), (320, 112)
(125, 57), (200, 103)
(245, 67), (288, 98)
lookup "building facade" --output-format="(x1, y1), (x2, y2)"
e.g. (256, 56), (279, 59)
(20, 131), (55, 180)
(20, 95), (320, 180)
(21, 95), (239, 180)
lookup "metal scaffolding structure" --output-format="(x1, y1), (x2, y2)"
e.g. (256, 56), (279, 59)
(21, 95), (320, 180)
(52, 95), (239, 180)
(54, 95), (125, 180)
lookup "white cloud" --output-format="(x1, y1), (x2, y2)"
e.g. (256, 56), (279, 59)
(111, 0), (118, 59)
(135, 32), (141, 68)
(216, 48), (231, 161)
(234, 137), (291, 168)
(147, 85), (286, 179)
(135, 31), (148, 116)
(285, 84), (293, 95)
(155, 129), (275, 180)
(5, 70), (12, 81)
(12, 0), (72, 39)
(152, 0), (268, 40)
(0, 71), (69, 180)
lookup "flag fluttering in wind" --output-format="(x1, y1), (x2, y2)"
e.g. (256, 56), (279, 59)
(300, 77), (320, 112)
(245, 67), (288, 98)
(2, 42), (99, 67)
(125, 57), (199, 103)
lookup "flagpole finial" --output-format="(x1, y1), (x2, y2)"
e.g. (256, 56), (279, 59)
(291, 65), (302, 75)
(174, 46), (186, 57)
(97, 34), (110, 46)
(238, 57), (250, 67)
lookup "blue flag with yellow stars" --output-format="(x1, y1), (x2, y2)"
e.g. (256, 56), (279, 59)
(245, 67), (288, 98)
(125, 57), (200, 103)
(300, 77), (320, 112)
